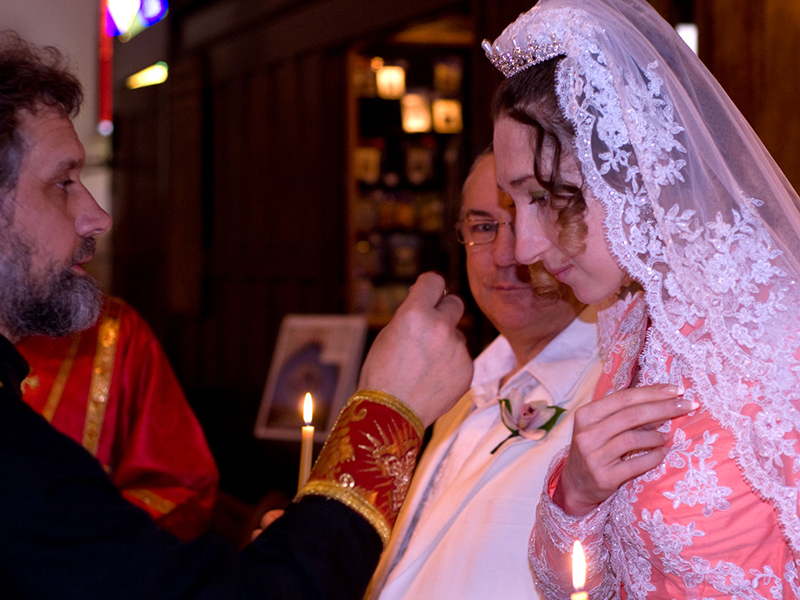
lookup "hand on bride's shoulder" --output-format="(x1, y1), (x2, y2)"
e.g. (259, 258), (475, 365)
(555, 384), (697, 516)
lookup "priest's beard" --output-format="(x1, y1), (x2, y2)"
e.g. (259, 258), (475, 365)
(0, 225), (101, 340)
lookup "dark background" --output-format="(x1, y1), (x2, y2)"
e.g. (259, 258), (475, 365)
(109, 0), (800, 545)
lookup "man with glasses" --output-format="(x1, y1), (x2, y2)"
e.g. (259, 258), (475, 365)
(367, 151), (602, 600)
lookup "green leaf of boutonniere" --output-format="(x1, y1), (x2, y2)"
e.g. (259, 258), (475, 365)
(490, 398), (567, 454)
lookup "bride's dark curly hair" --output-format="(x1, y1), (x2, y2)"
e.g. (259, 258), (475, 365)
(492, 57), (588, 298)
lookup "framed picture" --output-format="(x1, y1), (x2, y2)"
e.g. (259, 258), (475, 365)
(254, 314), (368, 441)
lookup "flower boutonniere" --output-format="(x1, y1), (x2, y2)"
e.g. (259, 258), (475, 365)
(490, 397), (566, 454)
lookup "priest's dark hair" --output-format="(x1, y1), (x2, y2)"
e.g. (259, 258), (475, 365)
(0, 31), (82, 207)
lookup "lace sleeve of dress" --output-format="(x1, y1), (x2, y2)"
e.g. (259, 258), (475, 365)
(529, 447), (619, 600)
(295, 390), (424, 546)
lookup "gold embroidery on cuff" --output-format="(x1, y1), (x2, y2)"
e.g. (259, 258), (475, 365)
(295, 391), (423, 547)
(350, 389), (424, 438)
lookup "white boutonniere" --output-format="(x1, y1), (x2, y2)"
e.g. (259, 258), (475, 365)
(490, 396), (566, 454)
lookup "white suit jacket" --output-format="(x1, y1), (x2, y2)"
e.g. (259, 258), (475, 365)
(367, 307), (601, 600)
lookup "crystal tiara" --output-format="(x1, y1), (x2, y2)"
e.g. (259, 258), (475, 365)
(482, 37), (566, 78)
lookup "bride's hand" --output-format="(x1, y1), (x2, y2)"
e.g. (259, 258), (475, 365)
(553, 384), (697, 516)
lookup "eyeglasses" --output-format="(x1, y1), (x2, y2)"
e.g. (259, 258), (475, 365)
(455, 218), (514, 246)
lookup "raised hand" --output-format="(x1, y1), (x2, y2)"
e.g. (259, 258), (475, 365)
(554, 384), (697, 516)
(357, 272), (473, 427)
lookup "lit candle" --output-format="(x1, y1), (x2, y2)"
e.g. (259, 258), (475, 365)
(571, 540), (588, 600)
(298, 392), (314, 492)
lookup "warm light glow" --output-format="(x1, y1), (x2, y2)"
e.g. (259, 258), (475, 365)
(107, 0), (141, 35)
(370, 56), (384, 71)
(401, 94), (432, 133)
(676, 23), (698, 55)
(126, 62), (169, 89)
(303, 392), (313, 425)
(432, 99), (463, 134)
(376, 66), (406, 99)
(572, 540), (586, 590)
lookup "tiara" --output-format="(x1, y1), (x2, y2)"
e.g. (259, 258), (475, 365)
(482, 37), (566, 78)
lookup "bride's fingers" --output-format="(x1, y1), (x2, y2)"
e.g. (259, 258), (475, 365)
(605, 429), (670, 464)
(598, 397), (697, 439)
(607, 445), (670, 484)
(575, 384), (685, 427)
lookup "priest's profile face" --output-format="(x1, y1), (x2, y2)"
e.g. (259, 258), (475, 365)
(0, 104), (112, 342)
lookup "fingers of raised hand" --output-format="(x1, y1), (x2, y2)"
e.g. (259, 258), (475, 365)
(606, 429), (669, 463)
(608, 445), (670, 485)
(588, 384), (683, 418)
(562, 431), (670, 513)
(584, 444), (669, 499)
(404, 272), (447, 308)
(574, 387), (693, 434)
(435, 292), (465, 325)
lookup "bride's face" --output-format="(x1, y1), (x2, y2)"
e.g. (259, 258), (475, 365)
(493, 115), (627, 305)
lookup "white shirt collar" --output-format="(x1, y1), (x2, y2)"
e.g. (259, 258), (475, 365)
(469, 305), (599, 410)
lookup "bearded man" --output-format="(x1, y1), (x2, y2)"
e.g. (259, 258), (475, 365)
(0, 32), (472, 598)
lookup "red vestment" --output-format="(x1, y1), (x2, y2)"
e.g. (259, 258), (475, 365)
(16, 296), (218, 541)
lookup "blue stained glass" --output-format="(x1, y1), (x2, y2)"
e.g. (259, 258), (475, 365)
(139, 0), (168, 27)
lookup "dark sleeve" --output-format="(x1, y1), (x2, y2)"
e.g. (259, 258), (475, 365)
(0, 393), (381, 599)
(241, 496), (382, 599)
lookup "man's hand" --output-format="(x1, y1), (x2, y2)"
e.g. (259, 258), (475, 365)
(358, 272), (473, 427)
(250, 509), (285, 542)
(554, 384), (698, 516)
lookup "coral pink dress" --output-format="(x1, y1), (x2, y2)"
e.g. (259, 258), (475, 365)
(530, 293), (796, 599)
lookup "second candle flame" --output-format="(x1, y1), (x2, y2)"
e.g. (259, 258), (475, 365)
(572, 540), (586, 590)
(303, 392), (313, 425)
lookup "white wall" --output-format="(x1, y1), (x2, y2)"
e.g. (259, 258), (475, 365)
(1, 0), (100, 149)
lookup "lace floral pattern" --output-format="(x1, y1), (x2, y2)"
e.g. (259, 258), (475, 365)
(490, 1), (800, 596)
(491, 0), (800, 552)
(530, 295), (794, 599)
(663, 429), (732, 517)
(597, 293), (648, 393)
(529, 448), (621, 600)
(554, 11), (800, 554)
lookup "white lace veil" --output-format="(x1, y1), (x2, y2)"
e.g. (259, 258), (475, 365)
(485, 0), (800, 554)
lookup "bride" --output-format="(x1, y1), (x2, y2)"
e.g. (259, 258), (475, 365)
(484, 0), (800, 597)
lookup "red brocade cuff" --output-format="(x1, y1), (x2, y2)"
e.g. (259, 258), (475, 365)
(295, 390), (424, 546)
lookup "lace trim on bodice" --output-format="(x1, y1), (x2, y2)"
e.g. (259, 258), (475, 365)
(532, 5), (800, 554)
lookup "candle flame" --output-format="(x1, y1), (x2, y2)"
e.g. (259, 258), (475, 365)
(303, 393), (313, 425)
(572, 540), (586, 590)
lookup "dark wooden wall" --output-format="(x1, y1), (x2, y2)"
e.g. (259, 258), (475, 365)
(114, 0), (481, 501)
(112, 0), (800, 504)
(698, 1), (800, 192)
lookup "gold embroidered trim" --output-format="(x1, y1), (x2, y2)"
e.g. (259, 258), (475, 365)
(351, 389), (424, 438)
(125, 488), (177, 515)
(82, 309), (122, 456)
(41, 334), (82, 423)
(297, 479), (392, 545)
